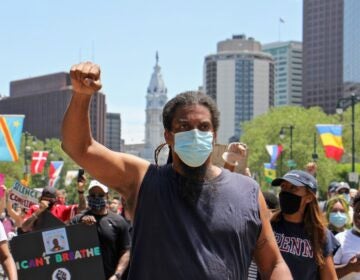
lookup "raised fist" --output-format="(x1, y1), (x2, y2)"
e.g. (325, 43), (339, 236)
(70, 61), (102, 96)
(222, 142), (247, 166)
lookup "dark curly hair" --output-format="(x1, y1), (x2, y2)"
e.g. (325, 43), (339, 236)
(162, 91), (220, 132)
(353, 191), (360, 207)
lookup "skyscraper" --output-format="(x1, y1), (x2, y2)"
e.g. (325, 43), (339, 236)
(0, 72), (106, 143)
(263, 41), (302, 106)
(302, 0), (344, 113)
(343, 0), (360, 93)
(143, 53), (168, 162)
(204, 35), (274, 144)
(105, 112), (122, 152)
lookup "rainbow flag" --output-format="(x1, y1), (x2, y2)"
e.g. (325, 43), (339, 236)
(266, 144), (283, 167)
(316, 124), (344, 161)
(264, 163), (276, 183)
(0, 115), (25, 162)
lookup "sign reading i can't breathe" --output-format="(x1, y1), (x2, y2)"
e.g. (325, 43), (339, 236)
(10, 224), (105, 280)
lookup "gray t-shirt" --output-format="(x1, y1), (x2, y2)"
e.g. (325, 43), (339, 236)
(127, 164), (262, 280)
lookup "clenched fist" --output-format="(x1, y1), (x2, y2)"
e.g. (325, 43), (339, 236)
(222, 142), (247, 166)
(70, 61), (102, 96)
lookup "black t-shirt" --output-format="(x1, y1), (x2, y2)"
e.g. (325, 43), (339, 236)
(71, 210), (131, 278)
(272, 217), (340, 280)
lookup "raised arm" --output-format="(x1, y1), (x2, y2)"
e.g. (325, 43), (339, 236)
(253, 192), (293, 280)
(61, 62), (150, 209)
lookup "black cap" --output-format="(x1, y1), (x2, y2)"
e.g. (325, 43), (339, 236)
(42, 186), (57, 199)
(271, 170), (317, 194)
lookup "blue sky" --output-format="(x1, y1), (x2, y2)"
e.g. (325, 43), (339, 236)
(0, 0), (302, 143)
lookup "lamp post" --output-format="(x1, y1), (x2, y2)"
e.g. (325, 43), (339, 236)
(279, 125), (295, 168)
(336, 93), (360, 173)
(23, 132), (36, 186)
(312, 132), (318, 162)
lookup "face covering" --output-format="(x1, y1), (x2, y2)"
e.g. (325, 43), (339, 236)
(174, 129), (213, 167)
(87, 196), (107, 211)
(279, 191), (302, 215)
(329, 212), (347, 228)
(343, 193), (351, 203)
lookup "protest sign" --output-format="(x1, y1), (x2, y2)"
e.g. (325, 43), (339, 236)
(10, 224), (105, 280)
(8, 181), (41, 209)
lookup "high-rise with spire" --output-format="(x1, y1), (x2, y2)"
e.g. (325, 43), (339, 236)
(143, 52), (168, 162)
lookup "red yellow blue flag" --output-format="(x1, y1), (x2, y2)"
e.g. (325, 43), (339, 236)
(316, 124), (344, 161)
(0, 115), (25, 162)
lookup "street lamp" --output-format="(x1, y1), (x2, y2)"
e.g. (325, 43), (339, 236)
(312, 132), (318, 162)
(23, 132), (36, 185)
(279, 125), (295, 160)
(336, 92), (360, 174)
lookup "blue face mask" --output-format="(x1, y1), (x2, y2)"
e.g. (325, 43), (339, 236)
(329, 211), (347, 228)
(343, 193), (351, 203)
(174, 129), (213, 167)
(87, 196), (107, 211)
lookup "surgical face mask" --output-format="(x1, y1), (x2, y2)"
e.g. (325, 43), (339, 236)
(87, 196), (107, 211)
(343, 193), (351, 203)
(279, 191), (302, 215)
(174, 129), (213, 167)
(329, 212), (347, 228)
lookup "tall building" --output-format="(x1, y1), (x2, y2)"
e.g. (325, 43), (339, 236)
(263, 41), (303, 106)
(204, 35), (274, 144)
(143, 53), (168, 162)
(343, 0), (360, 93)
(105, 112), (122, 152)
(0, 72), (106, 143)
(302, 0), (344, 113)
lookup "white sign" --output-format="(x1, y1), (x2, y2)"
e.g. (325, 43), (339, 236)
(348, 172), (359, 183)
(9, 181), (41, 209)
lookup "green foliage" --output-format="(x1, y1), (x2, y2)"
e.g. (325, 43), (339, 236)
(0, 133), (81, 201)
(240, 105), (360, 198)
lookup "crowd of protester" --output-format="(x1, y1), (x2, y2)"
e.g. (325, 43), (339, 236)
(0, 62), (359, 279)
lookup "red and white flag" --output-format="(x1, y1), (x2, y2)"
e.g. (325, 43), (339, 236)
(30, 151), (49, 174)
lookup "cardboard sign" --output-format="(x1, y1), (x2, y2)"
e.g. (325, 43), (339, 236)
(10, 224), (105, 280)
(9, 181), (41, 209)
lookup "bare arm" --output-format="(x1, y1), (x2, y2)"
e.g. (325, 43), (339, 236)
(318, 255), (338, 280)
(6, 200), (23, 228)
(253, 192), (293, 280)
(335, 256), (360, 278)
(109, 249), (130, 280)
(21, 201), (48, 232)
(0, 241), (17, 280)
(61, 62), (149, 215)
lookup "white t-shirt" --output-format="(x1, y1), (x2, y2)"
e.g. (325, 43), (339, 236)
(0, 222), (7, 242)
(334, 230), (360, 280)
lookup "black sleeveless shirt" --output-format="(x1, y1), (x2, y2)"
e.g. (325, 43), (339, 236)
(127, 164), (262, 280)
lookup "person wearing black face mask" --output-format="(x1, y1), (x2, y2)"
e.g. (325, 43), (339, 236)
(22, 185), (86, 233)
(71, 180), (131, 280)
(271, 170), (340, 280)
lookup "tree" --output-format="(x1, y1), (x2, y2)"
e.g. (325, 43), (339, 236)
(240, 105), (346, 198)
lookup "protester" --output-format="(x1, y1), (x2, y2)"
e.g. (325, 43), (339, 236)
(271, 170), (339, 280)
(109, 197), (122, 215)
(0, 222), (17, 279)
(71, 180), (131, 280)
(333, 192), (360, 279)
(326, 195), (351, 235)
(21, 184), (86, 232)
(61, 62), (292, 279)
